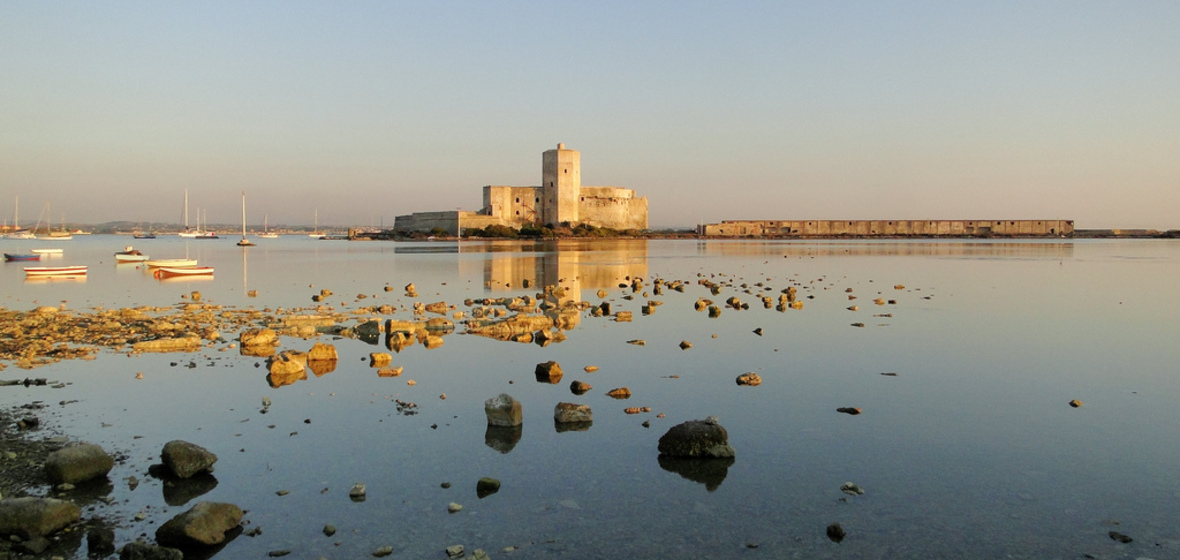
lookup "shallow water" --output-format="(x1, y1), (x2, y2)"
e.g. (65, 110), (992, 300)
(2, 236), (1178, 559)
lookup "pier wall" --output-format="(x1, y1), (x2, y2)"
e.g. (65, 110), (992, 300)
(698, 220), (1074, 237)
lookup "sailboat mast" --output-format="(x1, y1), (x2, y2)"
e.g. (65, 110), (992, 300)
(241, 192), (247, 237)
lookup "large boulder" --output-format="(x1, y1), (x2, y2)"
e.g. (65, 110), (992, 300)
(154, 501), (242, 547)
(266, 351), (307, 376)
(553, 402), (593, 424)
(0, 497), (81, 539)
(238, 328), (277, 347)
(307, 342), (337, 361)
(119, 541), (183, 560)
(44, 442), (114, 484)
(161, 440), (218, 479)
(484, 394), (523, 427)
(657, 417), (735, 458)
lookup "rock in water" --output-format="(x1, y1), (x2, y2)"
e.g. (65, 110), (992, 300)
(735, 372), (761, 386)
(118, 541), (184, 560)
(0, 497), (81, 539)
(476, 477), (501, 498)
(1069, 399), (1083, 408)
(44, 442), (114, 484)
(605, 387), (632, 399)
(266, 351), (307, 375)
(826, 522), (846, 543)
(534, 361), (563, 383)
(161, 440), (218, 479)
(484, 394), (523, 427)
(155, 501), (243, 547)
(1108, 531), (1132, 543)
(238, 328), (277, 347)
(657, 417), (735, 458)
(307, 342), (338, 361)
(553, 402), (593, 423)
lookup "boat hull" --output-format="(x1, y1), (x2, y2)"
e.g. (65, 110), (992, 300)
(144, 259), (198, 268)
(153, 266), (214, 278)
(5, 254), (41, 262)
(24, 265), (87, 276)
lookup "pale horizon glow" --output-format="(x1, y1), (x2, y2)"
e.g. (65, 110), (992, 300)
(2, 1), (1177, 229)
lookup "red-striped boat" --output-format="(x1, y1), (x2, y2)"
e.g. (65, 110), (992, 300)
(153, 266), (214, 279)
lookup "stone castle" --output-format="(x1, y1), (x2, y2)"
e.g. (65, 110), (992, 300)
(395, 144), (648, 235)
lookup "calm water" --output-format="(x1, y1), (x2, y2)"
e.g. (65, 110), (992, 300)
(2, 236), (1178, 559)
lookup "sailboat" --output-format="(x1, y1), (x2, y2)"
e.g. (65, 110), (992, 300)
(309, 209), (325, 239)
(36, 202), (73, 241)
(236, 192), (255, 247)
(5, 196), (35, 239)
(179, 190), (199, 237)
(177, 191), (217, 238)
(258, 214), (279, 238)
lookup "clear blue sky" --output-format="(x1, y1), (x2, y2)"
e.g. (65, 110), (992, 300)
(2, 1), (1177, 229)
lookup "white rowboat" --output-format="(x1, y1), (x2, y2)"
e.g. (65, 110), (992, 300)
(24, 265), (87, 276)
(144, 259), (198, 268)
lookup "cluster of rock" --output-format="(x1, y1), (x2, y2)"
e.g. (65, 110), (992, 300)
(0, 437), (239, 558)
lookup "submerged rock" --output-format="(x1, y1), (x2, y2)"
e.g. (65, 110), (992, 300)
(118, 541), (184, 560)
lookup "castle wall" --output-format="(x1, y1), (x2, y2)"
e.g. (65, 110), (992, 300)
(578, 187), (649, 230)
(394, 211), (460, 235)
(483, 186), (543, 227)
(700, 220), (1074, 237)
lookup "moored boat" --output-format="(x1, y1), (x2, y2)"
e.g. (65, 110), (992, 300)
(144, 258), (198, 268)
(115, 246), (149, 262)
(31, 248), (63, 255)
(153, 266), (214, 278)
(24, 265), (87, 276)
(5, 253), (41, 262)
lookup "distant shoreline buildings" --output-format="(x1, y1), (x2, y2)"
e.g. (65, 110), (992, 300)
(395, 144), (648, 236)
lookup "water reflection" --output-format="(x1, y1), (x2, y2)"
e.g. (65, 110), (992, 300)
(656, 456), (734, 492)
(483, 425), (522, 454)
(480, 240), (649, 305)
(148, 464), (219, 506)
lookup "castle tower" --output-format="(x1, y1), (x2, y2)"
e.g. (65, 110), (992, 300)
(541, 143), (580, 226)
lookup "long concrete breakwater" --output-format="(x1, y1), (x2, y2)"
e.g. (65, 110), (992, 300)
(697, 219), (1074, 237)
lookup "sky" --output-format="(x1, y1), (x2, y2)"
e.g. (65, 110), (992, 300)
(1, 1), (1178, 229)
